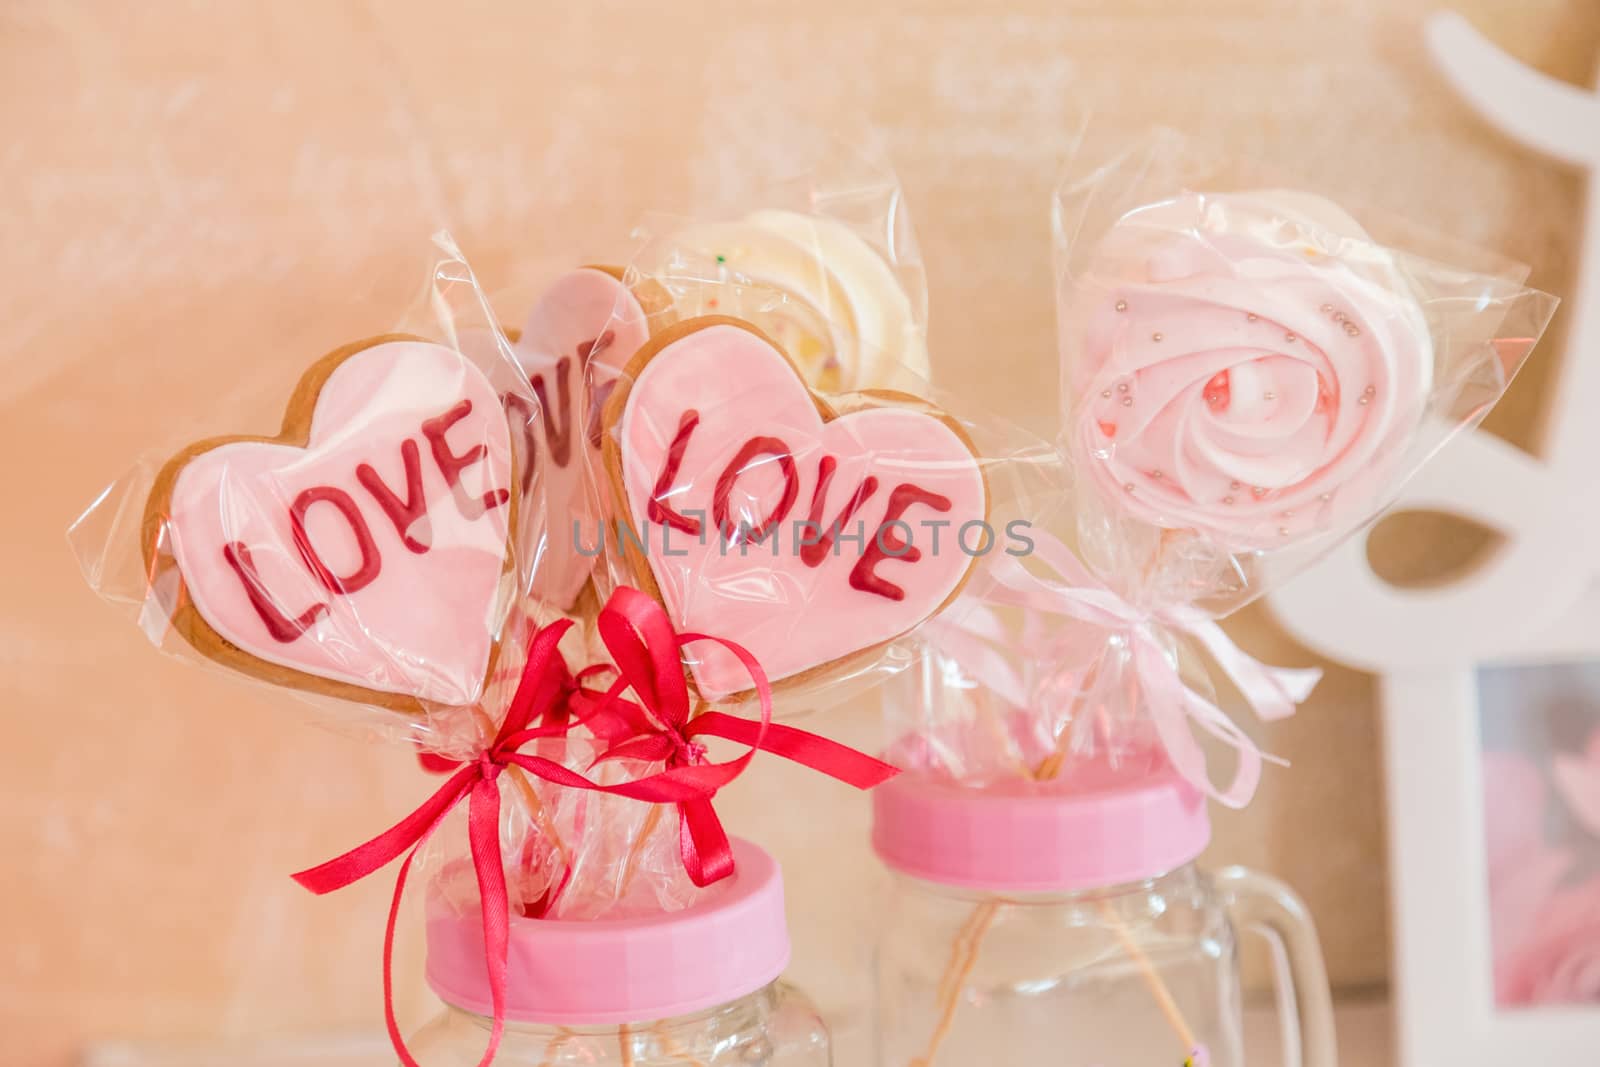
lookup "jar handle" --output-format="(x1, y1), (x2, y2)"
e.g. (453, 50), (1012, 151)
(1213, 866), (1338, 1067)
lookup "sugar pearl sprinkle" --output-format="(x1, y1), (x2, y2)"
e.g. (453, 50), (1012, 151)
(1152, 332), (1164, 343)
(1322, 303), (1362, 338)
(1115, 299), (1128, 312)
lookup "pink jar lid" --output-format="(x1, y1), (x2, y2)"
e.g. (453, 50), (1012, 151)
(425, 838), (790, 1025)
(872, 766), (1209, 892)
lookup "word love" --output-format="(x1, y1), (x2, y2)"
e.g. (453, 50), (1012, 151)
(224, 398), (509, 643)
(503, 330), (613, 494)
(646, 410), (954, 603)
(156, 340), (514, 707)
(510, 267), (653, 611)
(610, 319), (988, 697)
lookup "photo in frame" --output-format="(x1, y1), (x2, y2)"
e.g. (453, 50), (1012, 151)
(1268, 12), (1600, 1064)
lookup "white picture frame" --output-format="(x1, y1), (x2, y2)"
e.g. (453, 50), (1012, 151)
(1266, 13), (1600, 1066)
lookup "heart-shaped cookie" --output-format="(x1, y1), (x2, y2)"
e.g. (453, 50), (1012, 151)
(602, 317), (987, 699)
(510, 267), (666, 611)
(142, 335), (516, 711)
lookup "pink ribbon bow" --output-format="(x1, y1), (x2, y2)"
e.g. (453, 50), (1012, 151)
(932, 531), (1320, 808)
(292, 586), (897, 1067)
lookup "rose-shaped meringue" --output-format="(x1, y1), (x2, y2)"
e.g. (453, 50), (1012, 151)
(1067, 190), (1434, 549)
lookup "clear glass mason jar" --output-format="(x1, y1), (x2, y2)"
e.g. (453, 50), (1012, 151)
(407, 980), (829, 1066)
(408, 838), (830, 1066)
(871, 771), (1335, 1067)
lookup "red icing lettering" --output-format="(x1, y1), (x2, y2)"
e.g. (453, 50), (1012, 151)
(586, 378), (618, 451)
(800, 455), (879, 567)
(850, 484), (953, 602)
(576, 331), (616, 450)
(503, 393), (538, 495)
(221, 541), (329, 642)
(290, 486), (382, 594)
(530, 357), (574, 468)
(577, 330), (614, 366)
(356, 439), (429, 553)
(647, 410), (703, 535)
(422, 399), (511, 519)
(713, 437), (799, 542)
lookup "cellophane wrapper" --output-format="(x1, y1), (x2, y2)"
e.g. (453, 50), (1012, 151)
(885, 128), (1560, 798)
(1054, 128), (1558, 611)
(437, 124), (1065, 915)
(65, 227), (749, 923)
(884, 493), (1221, 791)
(574, 130), (1062, 724)
(426, 735), (705, 921)
(67, 233), (589, 755)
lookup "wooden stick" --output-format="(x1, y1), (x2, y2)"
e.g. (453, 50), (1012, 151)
(909, 900), (999, 1067)
(912, 684), (1198, 1067)
(619, 1023), (635, 1067)
(651, 1020), (710, 1067)
(1100, 898), (1198, 1050)
(536, 1028), (577, 1067)
(617, 803), (667, 900)
(933, 897), (993, 1010)
(469, 706), (573, 875)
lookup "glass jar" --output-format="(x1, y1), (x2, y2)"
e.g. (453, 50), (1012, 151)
(408, 980), (828, 1065)
(409, 838), (830, 1066)
(871, 771), (1335, 1067)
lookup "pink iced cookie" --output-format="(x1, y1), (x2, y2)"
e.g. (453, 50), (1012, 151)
(603, 317), (988, 699)
(144, 337), (515, 711)
(511, 267), (653, 610)
(1066, 190), (1433, 550)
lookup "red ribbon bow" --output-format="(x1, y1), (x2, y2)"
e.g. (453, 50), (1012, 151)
(573, 587), (900, 885)
(292, 587), (898, 1067)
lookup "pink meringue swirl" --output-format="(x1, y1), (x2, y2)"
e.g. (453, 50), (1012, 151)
(1068, 192), (1434, 550)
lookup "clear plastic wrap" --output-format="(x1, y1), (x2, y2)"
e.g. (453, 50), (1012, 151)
(69, 234), (558, 752)
(1053, 129), (1559, 611)
(64, 228), (909, 1067)
(65, 145), (964, 927)
(887, 129), (1559, 806)
(585, 313), (1061, 709)
(572, 151), (1061, 715)
(873, 129), (1556, 1067)
(424, 733), (701, 923)
(623, 202), (929, 394)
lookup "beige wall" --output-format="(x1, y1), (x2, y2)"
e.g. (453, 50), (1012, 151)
(3, 1), (1594, 1063)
